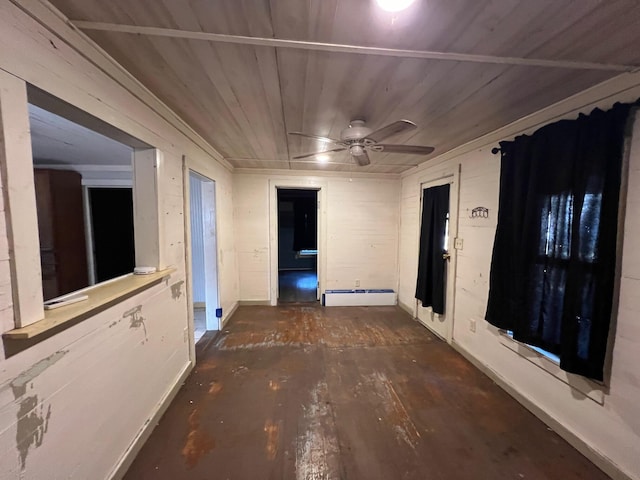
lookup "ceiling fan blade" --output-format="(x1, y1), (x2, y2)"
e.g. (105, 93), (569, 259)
(288, 131), (344, 146)
(366, 120), (417, 142)
(353, 150), (371, 166)
(378, 144), (435, 155)
(292, 147), (346, 160)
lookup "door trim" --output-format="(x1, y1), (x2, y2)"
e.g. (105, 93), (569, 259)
(415, 165), (460, 344)
(182, 157), (223, 362)
(269, 179), (327, 306)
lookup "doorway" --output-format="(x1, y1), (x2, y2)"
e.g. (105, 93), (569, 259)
(415, 170), (459, 342)
(189, 171), (219, 342)
(86, 187), (135, 284)
(277, 189), (318, 303)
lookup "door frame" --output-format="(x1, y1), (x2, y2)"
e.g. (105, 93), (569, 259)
(415, 165), (460, 344)
(189, 170), (220, 331)
(182, 157), (222, 363)
(269, 179), (327, 306)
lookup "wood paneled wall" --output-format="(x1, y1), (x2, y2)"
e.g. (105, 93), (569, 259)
(234, 173), (400, 302)
(0, 2), (237, 479)
(399, 95), (640, 480)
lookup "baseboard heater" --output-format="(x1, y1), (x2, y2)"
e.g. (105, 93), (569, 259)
(322, 289), (396, 306)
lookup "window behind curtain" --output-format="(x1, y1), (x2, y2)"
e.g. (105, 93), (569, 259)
(485, 101), (637, 381)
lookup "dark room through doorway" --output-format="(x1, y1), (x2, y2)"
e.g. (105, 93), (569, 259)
(277, 188), (318, 303)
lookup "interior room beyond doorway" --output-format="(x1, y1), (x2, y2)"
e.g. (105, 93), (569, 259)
(277, 188), (318, 303)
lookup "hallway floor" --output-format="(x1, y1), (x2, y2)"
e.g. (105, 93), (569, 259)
(278, 270), (317, 303)
(124, 305), (608, 480)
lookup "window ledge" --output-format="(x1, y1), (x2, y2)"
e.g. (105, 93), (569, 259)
(498, 331), (606, 405)
(3, 268), (175, 342)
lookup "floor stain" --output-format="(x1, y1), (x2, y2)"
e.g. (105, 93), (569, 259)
(268, 380), (281, 391)
(208, 382), (222, 396)
(264, 419), (280, 460)
(124, 305), (610, 480)
(182, 408), (215, 469)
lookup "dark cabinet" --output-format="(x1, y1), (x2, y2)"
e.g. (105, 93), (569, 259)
(34, 169), (88, 300)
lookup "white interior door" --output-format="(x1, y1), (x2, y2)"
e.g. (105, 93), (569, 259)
(416, 169), (459, 343)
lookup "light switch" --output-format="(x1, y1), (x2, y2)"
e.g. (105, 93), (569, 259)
(454, 237), (464, 250)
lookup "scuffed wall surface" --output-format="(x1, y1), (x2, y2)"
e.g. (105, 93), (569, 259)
(398, 113), (640, 479)
(0, 279), (188, 477)
(0, 1), (237, 478)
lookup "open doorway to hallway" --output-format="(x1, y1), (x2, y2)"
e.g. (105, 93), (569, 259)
(189, 171), (219, 342)
(277, 189), (318, 303)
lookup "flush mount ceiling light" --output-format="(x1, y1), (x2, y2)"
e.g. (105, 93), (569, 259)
(375, 0), (416, 12)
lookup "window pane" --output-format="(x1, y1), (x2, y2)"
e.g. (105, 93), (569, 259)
(578, 193), (601, 263)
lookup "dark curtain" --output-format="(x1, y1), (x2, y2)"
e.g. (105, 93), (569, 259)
(486, 102), (636, 381)
(415, 184), (450, 314)
(292, 197), (317, 251)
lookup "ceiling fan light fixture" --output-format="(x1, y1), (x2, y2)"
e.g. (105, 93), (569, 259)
(375, 0), (416, 12)
(350, 145), (365, 156)
(316, 154), (330, 163)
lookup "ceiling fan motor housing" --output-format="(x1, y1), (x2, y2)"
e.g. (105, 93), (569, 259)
(341, 120), (372, 142)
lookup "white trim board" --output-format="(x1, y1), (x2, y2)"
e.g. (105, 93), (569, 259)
(498, 332), (605, 405)
(72, 22), (635, 72)
(221, 300), (239, 328)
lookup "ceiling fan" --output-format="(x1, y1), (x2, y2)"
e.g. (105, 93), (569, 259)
(288, 119), (434, 166)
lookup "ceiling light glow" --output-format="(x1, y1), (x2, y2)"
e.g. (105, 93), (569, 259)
(375, 0), (415, 12)
(316, 154), (330, 163)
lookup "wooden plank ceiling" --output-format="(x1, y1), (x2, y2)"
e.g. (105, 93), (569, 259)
(48, 0), (640, 174)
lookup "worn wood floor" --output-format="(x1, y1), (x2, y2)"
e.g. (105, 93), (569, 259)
(124, 305), (609, 480)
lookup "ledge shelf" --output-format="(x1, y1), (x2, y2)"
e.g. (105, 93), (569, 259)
(3, 268), (175, 342)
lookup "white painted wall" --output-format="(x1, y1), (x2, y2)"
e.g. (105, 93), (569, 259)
(0, 2), (237, 479)
(234, 172), (400, 302)
(399, 79), (640, 480)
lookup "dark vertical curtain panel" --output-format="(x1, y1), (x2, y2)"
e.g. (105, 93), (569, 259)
(415, 184), (450, 315)
(292, 197), (317, 251)
(486, 102), (635, 381)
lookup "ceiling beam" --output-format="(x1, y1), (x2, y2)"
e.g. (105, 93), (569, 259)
(72, 21), (639, 73)
(228, 158), (420, 167)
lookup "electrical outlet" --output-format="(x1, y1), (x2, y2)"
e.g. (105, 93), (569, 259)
(454, 237), (464, 250)
(469, 318), (477, 333)
(355, 279), (360, 287)
(183, 327), (189, 342)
